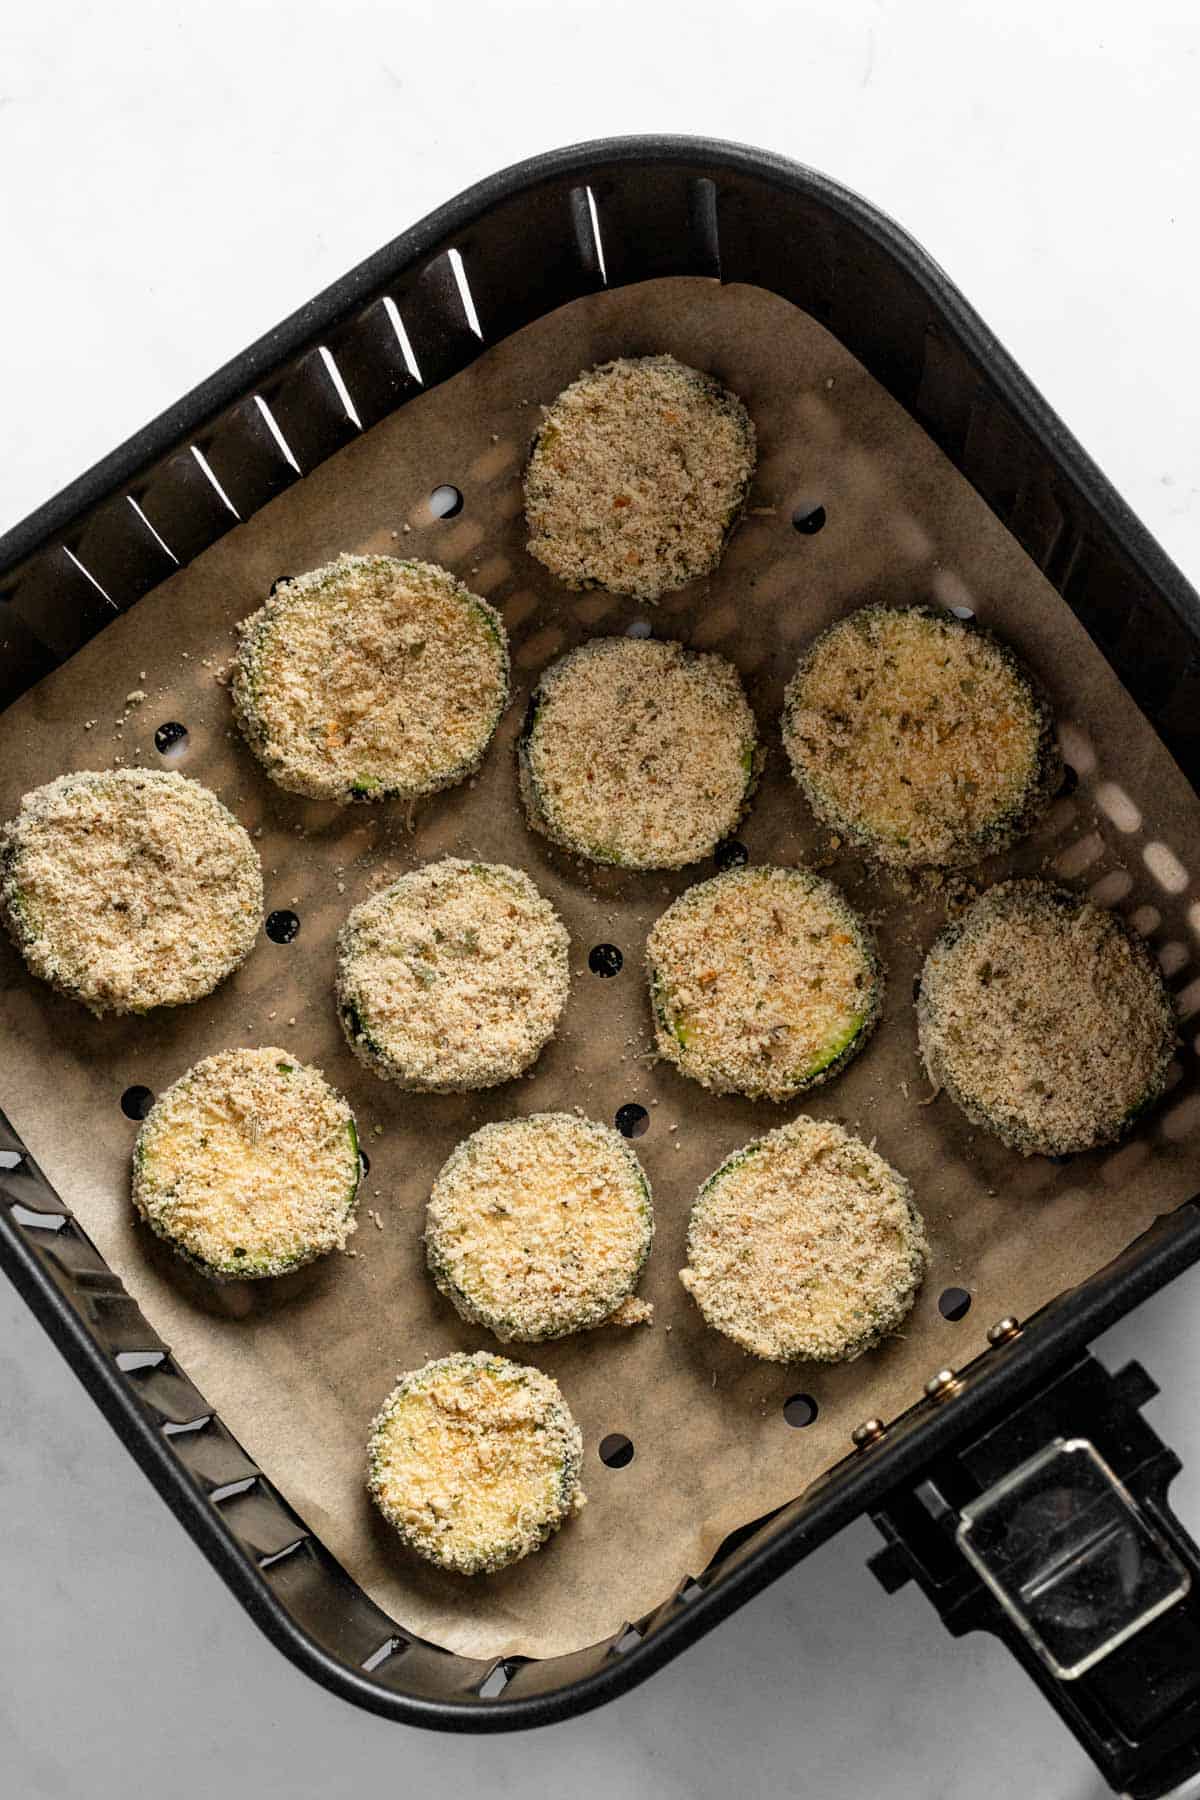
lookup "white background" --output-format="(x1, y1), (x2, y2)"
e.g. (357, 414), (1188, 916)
(2, 3), (1200, 1796)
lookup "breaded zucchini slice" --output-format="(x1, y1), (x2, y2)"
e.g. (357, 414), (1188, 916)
(132, 1047), (360, 1279)
(367, 1351), (585, 1575)
(232, 554), (509, 804)
(524, 354), (756, 602)
(782, 605), (1061, 867)
(917, 880), (1177, 1156)
(0, 767), (262, 1015)
(337, 858), (570, 1092)
(518, 636), (761, 869)
(425, 1113), (654, 1343)
(646, 864), (883, 1102)
(680, 1116), (928, 1363)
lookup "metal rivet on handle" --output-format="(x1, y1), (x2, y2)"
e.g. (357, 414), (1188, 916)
(924, 1368), (963, 1402)
(851, 1418), (887, 1449)
(987, 1316), (1022, 1346)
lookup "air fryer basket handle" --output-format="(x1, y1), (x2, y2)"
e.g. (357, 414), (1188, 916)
(867, 1350), (1200, 1797)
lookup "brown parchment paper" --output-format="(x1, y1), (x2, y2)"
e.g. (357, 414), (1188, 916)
(4, 279), (1200, 1662)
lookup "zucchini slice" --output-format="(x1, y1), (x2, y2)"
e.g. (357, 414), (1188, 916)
(232, 554), (509, 805)
(646, 864), (883, 1102)
(0, 767), (262, 1015)
(336, 858), (570, 1092)
(132, 1047), (361, 1279)
(425, 1113), (654, 1342)
(524, 354), (756, 602)
(518, 636), (761, 870)
(680, 1116), (928, 1364)
(917, 879), (1177, 1155)
(367, 1351), (585, 1575)
(782, 605), (1061, 868)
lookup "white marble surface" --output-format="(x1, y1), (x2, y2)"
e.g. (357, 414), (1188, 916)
(2, 3), (1200, 1796)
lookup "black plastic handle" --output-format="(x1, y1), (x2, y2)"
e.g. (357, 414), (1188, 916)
(868, 1349), (1200, 1798)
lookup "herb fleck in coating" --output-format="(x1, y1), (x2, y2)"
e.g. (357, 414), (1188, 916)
(680, 1116), (928, 1363)
(519, 636), (761, 869)
(232, 554), (509, 804)
(782, 605), (1060, 867)
(426, 1113), (654, 1342)
(525, 354), (756, 602)
(0, 768), (262, 1015)
(647, 865), (883, 1102)
(337, 859), (570, 1092)
(367, 1351), (585, 1575)
(918, 880), (1177, 1155)
(132, 1047), (360, 1279)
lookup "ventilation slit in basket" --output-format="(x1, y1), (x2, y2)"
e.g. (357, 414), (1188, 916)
(254, 396), (302, 474)
(318, 345), (364, 431)
(447, 248), (483, 341)
(190, 446), (241, 519)
(125, 496), (179, 567)
(382, 295), (423, 385)
(584, 185), (608, 285)
(61, 546), (117, 612)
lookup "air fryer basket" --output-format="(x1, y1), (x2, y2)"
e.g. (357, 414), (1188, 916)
(3, 138), (1200, 1792)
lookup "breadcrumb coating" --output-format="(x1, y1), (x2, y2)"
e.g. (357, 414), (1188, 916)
(132, 1047), (360, 1279)
(426, 1113), (654, 1342)
(525, 354), (756, 602)
(233, 554), (509, 804)
(918, 880), (1177, 1155)
(519, 637), (760, 869)
(337, 859), (570, 1091)
(680, 1116), (927, 1363)
(0, 768), (262, 1015)
(783, 605), (1060, 867)
(367, 1351), (585, 1575)
(647, 865), (883, 1102)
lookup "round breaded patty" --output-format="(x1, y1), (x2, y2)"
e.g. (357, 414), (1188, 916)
(426, 1113), (654, 1342)
(519, 636), (760, 869)
(647, 865), (883, 1102)
(782, 605), (1060, 867)
(132, 1047), (360, 1279)
(337, 859), (570, 1091)
(680, 1116), (928, 1363)
(367, 1351), (585, 1575)
(232, 554), (509, 804)
(0, 768), (262, 1015)
(524, 354), (756, 602)
(918, 880), (1176, 1156)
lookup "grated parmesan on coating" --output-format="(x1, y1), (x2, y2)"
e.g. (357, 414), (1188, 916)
(0, 768), (262, 1015)
(132, 1047), (360, 1279)
(782, 606), (1060, 867)
(425, 1113), (654, 1342)
(232, 554), (509, 804)
(519, 636), (760, 869)
(680, 1116), (928, 1363)
(646, 864), (883, 1102)
(918, 880), (1177, 1156)
(367, 1351), (585, 1575)
(524, 354), (756, 602)
(337, 858), (570, 1092)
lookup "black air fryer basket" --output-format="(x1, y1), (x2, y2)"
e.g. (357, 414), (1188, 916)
(3, 138), (1200, 1797)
